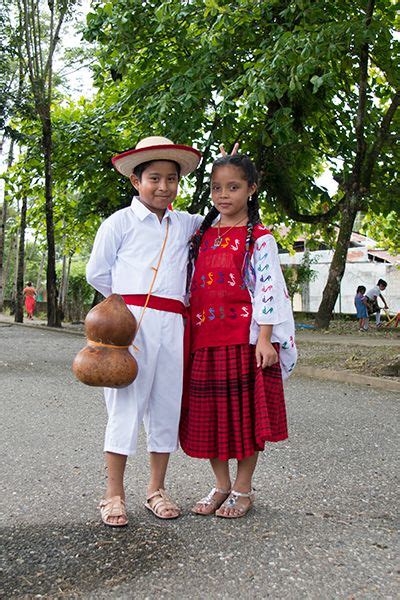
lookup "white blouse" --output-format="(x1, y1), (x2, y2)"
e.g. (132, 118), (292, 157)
(249, 233), (297, 379)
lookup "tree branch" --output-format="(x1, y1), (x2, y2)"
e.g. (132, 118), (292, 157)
(351, 0), (375, 187)
(363, 90), (400, 188)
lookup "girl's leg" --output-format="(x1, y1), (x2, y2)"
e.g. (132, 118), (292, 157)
(193, 458), (231, 514)
(218, 452), (258, 517)
(104, 451), (127, 525)
(147, 452), (179, 517)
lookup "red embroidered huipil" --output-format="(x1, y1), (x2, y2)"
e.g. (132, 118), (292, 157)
(189, 226), (259, 352)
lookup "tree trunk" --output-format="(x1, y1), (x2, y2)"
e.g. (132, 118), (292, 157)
(41, 108), (61, 327)
(3, 233), (16, 303)
(315, 195), (359, 329)
(15, 196), (27, 323)
(0, 140), (15, 311)
(36, 251), (45, 294)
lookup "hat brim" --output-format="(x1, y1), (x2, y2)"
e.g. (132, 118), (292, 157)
(111, 144), (202, 177)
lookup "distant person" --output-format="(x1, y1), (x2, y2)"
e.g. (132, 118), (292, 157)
(23, 282), (36, 320)
(354, 285), (368, 331)
(365, 279), (388, 327)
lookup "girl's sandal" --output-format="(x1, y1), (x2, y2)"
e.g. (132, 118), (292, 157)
(215, 489), (255, 519)
(99, 495), (128, 527)
(191, 487), (231, 516)
(144, 489), (181, 520)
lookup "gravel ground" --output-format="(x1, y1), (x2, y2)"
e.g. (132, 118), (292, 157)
(1, 324), (399, 599)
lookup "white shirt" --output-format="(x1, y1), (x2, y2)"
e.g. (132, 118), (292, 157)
(365, 285), (380, 300)
(86, 197), (203, 301)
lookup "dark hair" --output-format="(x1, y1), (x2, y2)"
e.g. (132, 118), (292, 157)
(27, 281), (32, 287)
(186, 154), (261, 295)
(133, 160), (181, 179)
(377, 279), (387, 288)
(356, 285), (366, 294)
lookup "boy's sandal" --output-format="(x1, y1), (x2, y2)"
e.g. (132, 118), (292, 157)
(215, 489), (255, 519)
(191, 487), (231, 516)
(99, 495), (128, 527)
(144, 489), (181, 520)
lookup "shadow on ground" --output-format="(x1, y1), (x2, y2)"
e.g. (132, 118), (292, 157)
(0, 518), (183, 598)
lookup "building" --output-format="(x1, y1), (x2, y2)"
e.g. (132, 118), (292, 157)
(279, 231), (400, 315)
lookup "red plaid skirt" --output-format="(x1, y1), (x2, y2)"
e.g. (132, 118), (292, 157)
(179, 344), (288, 461)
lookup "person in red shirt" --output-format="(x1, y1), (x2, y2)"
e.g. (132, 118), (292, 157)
(23, 282), (36, 319)
(180, 154), (297, 519)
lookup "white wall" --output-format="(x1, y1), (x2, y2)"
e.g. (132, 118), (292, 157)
(280, 250), (400, 315)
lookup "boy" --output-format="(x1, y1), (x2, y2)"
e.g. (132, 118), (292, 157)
(86, 136), (202, 525)
(365, 279), (388, 327)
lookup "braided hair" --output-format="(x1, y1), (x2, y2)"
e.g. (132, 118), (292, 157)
(186, 154), (261, 298)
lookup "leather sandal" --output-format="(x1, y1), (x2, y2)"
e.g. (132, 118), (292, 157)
(191, 487), (231, 516)
(144, 489), (181, 519)
(99, 495), (128, 527)
(215, 489), (255, 519)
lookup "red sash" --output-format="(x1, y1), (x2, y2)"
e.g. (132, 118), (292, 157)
(121, 294), (186, 315)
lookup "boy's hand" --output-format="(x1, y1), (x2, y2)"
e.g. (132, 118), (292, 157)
(255, 339), (278, 369)
(219, 142), (239, 157)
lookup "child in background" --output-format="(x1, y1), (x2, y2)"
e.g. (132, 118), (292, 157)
(86, 136), (203, 526)
(180, 154), (297, 519)
(365, 279), (388, 327)
(354, 285), (368, 331)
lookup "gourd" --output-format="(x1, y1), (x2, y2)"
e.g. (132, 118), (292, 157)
(72, 294), (138, 388)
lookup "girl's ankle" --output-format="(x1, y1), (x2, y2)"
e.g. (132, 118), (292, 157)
(216, 481), (231, 492)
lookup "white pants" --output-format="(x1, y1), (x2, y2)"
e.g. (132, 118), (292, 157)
(103, 305), (184, 456)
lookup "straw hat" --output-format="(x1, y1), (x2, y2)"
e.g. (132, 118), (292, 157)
(111, 136), (202, 177)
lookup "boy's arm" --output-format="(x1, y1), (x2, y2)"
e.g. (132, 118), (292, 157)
(379, 293), (388, 308)
(86, 220), (120, 298)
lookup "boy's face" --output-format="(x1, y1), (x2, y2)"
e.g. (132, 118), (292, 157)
(129, 161), (179, 216)
(379, 283), (386, 291)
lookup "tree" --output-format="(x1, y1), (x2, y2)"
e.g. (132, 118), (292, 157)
(84, 0), (399, 327)
(17, 0), (76, 326)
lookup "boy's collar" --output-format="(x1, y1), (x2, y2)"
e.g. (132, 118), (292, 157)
(130, 196), (171, 221)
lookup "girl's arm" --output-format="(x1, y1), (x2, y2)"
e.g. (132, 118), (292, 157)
(255, 324), (278, 368)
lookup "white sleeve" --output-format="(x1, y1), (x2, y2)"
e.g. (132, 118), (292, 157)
(86, 219), (121, 297)
(177, 211), (204, 238)
(251, 234), (292, 325)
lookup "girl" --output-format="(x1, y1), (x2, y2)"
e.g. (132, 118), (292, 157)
(354, 285), (368, 331)
(180, 154), (297, 519)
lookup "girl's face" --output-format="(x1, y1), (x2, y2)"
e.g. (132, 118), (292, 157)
(211, 165), (257, 222)
(130, 160), (179, 218)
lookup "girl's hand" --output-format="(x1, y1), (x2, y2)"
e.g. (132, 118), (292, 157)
(219, 142), (239, 157)
(255, 339), (278, 369)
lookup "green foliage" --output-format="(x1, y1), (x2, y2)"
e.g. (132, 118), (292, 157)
(361, 211), (400, 255)
(282, 252), (318, 300)
(81, 0), (399, 225)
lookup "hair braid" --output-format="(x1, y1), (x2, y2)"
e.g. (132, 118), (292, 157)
(185, 206), (220, 297)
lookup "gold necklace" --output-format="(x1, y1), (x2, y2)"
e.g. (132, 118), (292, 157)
(213, 216), (248, 247)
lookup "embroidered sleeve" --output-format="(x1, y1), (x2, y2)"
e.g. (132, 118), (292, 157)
(251, 234), (292, 325)
(86, 218), (122, 297)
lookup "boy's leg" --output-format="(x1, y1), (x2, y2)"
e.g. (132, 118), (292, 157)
(218, 453), (258, 517)
(104, 452), (127, 525)
(143, 311), (183, 518)
(146, 452), (179, 518)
